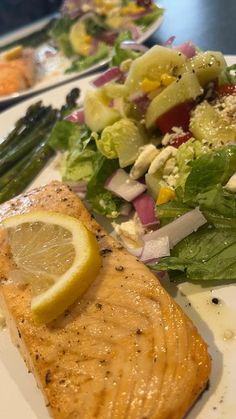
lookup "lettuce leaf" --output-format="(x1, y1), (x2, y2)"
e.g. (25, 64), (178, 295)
(175, 138), (210, 190)
(218, 64), (236, 85)
(196, 185), (236, 218)
(135, 5), (164, 28)
(96, 118), (146, 167)
(151, 223), (236, 281)
(111, 31), (141, 66)
(66, 43), (109, 73)
(49, 120), (81, 151)
(49, 121), (100, 182)
(49, 16), (74, 57)
(183, 145), (236, 205)
(156, 199), (190, 226)
(86, 154), (123, 217)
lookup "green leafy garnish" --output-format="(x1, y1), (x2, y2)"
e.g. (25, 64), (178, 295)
(96, 118), (146, 168)
(50, 16), (75, 57)
(66, 43), (109, 73)
(86, 154), (123, 217)
(111, 31), (141, 66)
(151, 223), (236, 281)
(135, 5), (164, 29)
(183, 145), (236, 205)
(218, 64), (236, 85)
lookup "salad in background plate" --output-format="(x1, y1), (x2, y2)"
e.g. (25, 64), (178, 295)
(0, 0), (163, 97)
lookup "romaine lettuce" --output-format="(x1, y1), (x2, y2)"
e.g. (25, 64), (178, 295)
(66, 42), (109, 73)
(111, 31), (141, 67)
(151, 223), (236, 281)
(218, 64), (236, 85)
(49, 120), (81, 151)
(183, 145), (236, 204)
(175, 138), (210, 190)
(96, 118), (146, 167)
(49, 16), (74, 57)
(49, 121), (100, 182)
(135, 5), (164, 28)
(86, 154), (123, 217)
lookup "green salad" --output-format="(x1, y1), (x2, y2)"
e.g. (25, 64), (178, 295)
(48, 0), (164, 73)
(48, 38), (236, 282)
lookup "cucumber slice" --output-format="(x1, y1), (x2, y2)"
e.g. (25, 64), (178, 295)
(125, 45), (186, 93)
(145, 172), (162, 199)
(145, 72), (203, 129)
(190, 101), (236, 145)
(84, 90), (121, 132)
(179, 51), (226, 86)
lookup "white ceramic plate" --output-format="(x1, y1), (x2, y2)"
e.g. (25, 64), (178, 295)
(0, 10), (164, 105)
(0, 56), (236, 419)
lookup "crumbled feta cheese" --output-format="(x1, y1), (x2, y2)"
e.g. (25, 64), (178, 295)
(148, 146), (177, 174)
(214, 94), (236, 129)
(162, 126), (185, 146)
(163, 157), (176, 176)
(225, 172), (236, 193)
(112, 213), (144, 248)
(130, 144), (159, 179)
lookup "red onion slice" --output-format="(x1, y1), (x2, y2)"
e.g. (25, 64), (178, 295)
(105, 169), (147, 202)
(175, 41), (196, 58)
(163, 36), (176, 47)
(124, 24), (142, 40)
(65, 109), (85, 124)
(133, 193), (158, 226)
(144, 208), (207, 248)
(91, 67), (122, 88)
(68, 181), (87, 193)
(140, 236), (170, 262)
(120, 41), (148, 52)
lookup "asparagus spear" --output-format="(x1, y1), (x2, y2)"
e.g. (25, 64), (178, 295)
(0, 87), (81, 202)
(0, 102), (46, 156)
(0, 108), (57, 176)
(0, 149), (36, 190)
(0, 142), (54, 203)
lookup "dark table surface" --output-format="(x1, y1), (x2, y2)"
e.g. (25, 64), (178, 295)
(149, 0), (236, 55)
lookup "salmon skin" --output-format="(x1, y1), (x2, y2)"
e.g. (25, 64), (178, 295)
(0, 181), (210, 419)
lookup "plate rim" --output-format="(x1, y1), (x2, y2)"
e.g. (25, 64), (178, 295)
(0, 54), (236, 419)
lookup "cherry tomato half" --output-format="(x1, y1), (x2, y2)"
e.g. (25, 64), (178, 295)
(155, 101), (195, 134)
(169, 132), (192, 148)
(216, 84), (236, 96)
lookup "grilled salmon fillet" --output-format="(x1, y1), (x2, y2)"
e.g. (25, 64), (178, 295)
(0, 48), (36, 96)
(0, 181), (211, 419)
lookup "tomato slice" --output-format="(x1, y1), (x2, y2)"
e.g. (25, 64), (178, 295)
(155, 101), (195, 134)
(216, 84), (236, 96)
(169, 132), (192, 148)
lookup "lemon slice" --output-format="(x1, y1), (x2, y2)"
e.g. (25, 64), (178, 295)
(3, 211), (101, 324)
(69, 21), (92, 56)
(1, 45), (23, 61)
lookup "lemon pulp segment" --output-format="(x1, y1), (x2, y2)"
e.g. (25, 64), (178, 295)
(3, 211), (101, 324)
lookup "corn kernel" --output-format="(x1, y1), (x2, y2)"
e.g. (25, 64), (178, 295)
(121, 3), (145, 15)
(141, 78), (161, 93)
(83, 35), (92, 44)
(160, 73), (176, 86)
(156, 187), (176, 205)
